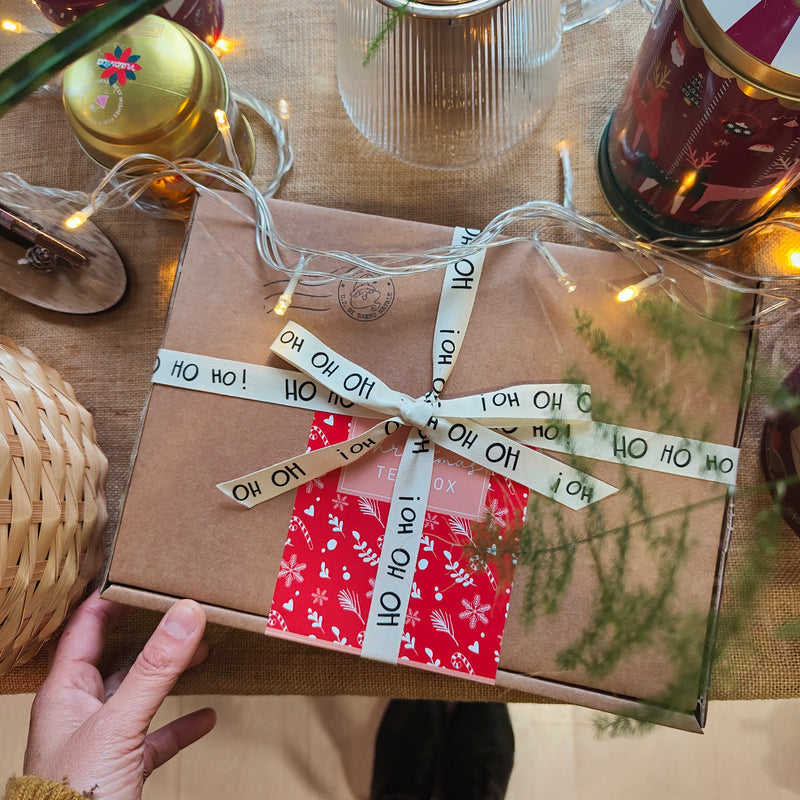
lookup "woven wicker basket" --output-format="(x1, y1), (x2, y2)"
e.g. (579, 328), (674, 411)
(0, 337), (107, 674)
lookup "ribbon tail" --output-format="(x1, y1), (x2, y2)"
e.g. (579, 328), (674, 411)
(419, 416), (617, 510)
(217, 418), (403, 507)
(361, 428), (435, 664)
(434, 382), (593, 423)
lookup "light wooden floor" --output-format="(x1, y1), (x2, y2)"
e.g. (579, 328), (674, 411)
(2, 694), (799, 798)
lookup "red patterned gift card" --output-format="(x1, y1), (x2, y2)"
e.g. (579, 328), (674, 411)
(267, 411), (527, 683)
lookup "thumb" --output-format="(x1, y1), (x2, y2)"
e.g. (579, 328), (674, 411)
(103, 600), (207, 733)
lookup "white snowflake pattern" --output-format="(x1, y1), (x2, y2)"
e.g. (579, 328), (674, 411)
(459, 594), (491, 629)
(332, 493), (350, 511)
(278, 553), (307, 588)
(423, 511), (440, 530)
(484, 498), (509, 529)
(311, 588), (328, 605)
(405, 608), (420, 628)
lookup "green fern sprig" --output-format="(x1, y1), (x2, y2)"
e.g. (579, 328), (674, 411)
(573, 309), (682, 432)
(363, 2), (410, 65)
(511, 294), (798, 732)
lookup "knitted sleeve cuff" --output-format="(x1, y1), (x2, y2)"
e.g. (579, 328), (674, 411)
(3, 776), (86, 800)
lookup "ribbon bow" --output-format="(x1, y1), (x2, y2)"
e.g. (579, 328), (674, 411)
(216, 319), (617, 513)
(217, 227), (616, 515)
(213, 316), (617, 663)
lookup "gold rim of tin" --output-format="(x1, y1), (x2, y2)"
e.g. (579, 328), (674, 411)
(681, 0), (800, 100)
(378, 0), (508, 18)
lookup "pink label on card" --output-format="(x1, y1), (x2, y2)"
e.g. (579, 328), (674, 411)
(267, 412), (527, 684)
(338, 418), (491, 519)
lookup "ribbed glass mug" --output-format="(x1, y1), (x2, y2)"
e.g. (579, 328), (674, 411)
(336, 0), (563, 168)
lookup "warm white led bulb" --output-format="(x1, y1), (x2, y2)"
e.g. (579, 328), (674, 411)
(617, 285), (638, 302)
(212, 37), (231, 57)
(64, 211), (87, 229)
(557, 273), (576, 293)
(214, 108), (230, 132)
(273, 294), (292, 315)
(617, 274), (661, 303)
(64, 203), (96, 229)
(272, 265), (305, 315)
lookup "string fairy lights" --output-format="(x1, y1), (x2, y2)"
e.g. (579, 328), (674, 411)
(2, 119), (800, 328)
(60, 155), (800, 326)
(1, 17), (49, 36)
(213, 108), (242, 172)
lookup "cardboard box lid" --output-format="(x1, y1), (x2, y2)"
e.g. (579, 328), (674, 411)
(108, 192), (751, 718)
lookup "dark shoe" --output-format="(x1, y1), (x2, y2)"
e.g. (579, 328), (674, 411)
(442, 703), (515, 800)
(369, 699), (449, 800)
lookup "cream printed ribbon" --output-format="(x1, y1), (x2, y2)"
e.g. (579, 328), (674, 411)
(509, 421), (739, 485)
(152, 349), (594, 428)
(152, 350), (383, 418)
(152, 345), (739, 488)
(215, 320), (612, 511)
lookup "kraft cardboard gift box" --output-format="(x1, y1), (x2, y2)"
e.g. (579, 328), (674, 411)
(103, 192), (752, 731)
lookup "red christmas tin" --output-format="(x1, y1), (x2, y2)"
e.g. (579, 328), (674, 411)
(34, 0), (224, 46)
(598, 0), (800, 245)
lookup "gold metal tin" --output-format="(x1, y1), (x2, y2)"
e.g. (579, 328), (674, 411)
(62, 15), (254, 179)
(683, 0), (800, 102)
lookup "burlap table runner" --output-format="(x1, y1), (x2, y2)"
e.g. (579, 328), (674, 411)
(1, 0), (799, 701)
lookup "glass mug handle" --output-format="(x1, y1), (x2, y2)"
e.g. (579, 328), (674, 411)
(562, 0), (655, 32)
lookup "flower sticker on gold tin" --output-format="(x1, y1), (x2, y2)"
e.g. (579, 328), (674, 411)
(97, 46), (141, 87)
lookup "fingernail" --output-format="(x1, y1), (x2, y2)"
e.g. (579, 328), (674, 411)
(161, 601), (201, 638)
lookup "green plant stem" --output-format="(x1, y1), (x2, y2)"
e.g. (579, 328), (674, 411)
(0, 0), (165, 117)
(362, 2), (410, 66)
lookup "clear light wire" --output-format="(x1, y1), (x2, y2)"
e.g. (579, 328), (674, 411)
(2, 129), (799, 329)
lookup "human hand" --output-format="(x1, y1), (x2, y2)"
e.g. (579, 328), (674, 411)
(23, 590), (216, 800)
